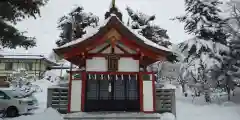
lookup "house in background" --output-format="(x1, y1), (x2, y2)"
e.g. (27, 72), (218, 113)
(0, 53), (59, 81)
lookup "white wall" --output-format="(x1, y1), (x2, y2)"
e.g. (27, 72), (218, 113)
(86, 57), (107, 71)
(143, 75), (154, 112)
(70, 80), (82, 112)
(86, 57), (139, 72)
(118, 57), (139, 72)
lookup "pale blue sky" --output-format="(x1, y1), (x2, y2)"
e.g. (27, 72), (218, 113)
(4, 0), (191, 56)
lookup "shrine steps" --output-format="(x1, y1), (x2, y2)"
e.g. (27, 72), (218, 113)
(63, 112), (161, 120)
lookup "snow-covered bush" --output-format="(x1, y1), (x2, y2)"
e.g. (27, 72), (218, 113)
(8, 68), (42, 97)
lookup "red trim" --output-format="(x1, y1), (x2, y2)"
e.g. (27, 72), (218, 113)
(63, 36), (166, 61)
(152, 74), (156, 112)
(67, 70), (73, 113)
(86, 71), (140, 75)
(87, 53), (139, 59)
(139, 73), (143, 112)
(81, 72), (86, 112)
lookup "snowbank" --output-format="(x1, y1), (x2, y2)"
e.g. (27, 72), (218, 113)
(8, 108), (63, 120)
(176, 86), (240, 120)
(160, 113), (176, 120)
(32, 79), (58, 113)
(162, 83), (177, 89)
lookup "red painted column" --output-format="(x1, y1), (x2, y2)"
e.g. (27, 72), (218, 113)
(139, 72), (144, 112)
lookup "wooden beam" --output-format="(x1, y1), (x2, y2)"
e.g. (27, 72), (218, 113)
(64, 37), (106, 59)
(116, 44), (129, 54)
(120, 37), (161, 60)
(96, 44), (111, 53)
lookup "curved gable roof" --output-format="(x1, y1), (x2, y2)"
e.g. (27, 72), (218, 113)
(54, 14), (172, 56)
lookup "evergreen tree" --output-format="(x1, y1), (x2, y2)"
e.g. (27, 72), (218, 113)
(175, 0), (230, 102)
(56, 6), (99, 47)
(176, 0), (228, 44)
(126, 7), (171, 48)
(0, 0), (48, 49)
(223, 3), (240, 96)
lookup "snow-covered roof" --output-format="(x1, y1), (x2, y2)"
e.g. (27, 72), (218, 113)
(54, 14), (171, 52)
(0, 52), (59, 65)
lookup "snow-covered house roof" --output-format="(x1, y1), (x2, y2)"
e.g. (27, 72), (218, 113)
(0, 52), (59, 66)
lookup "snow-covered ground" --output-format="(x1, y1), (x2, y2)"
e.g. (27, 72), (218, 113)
(4, 80), (240, 120)
(176, 87), (240, 120)
(31, 79), (59, 113)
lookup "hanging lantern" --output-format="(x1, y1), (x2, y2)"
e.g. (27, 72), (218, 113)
(101, 74), (104, 80)
(94, 74), (97, 80)
(121, 74), (124, 80)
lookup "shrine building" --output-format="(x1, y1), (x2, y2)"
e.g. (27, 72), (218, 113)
(53, 0), (172, 113)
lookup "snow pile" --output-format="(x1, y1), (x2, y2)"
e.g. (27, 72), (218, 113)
(160, 113), (176, 120)
(176, 87), (240, 120)
(32, 79), (58, 113)
(9, 108), (63, 120)
(162, 83), (177, 89)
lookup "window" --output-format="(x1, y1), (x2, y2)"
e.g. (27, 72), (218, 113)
(0, 91), (10, 100)
(5, 62), (13, 70)
(25, 62), (33, 70)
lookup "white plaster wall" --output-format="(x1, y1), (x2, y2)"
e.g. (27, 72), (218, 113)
(86, 57), (107, 71)
(102, 47), (111, 54)
(70, 80), (82, 112)
(143, 80), (154, 112)
(114, 46), (124, 54)
(118, 58), (139, 72)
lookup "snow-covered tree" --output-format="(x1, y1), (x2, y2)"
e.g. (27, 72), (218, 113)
(175, 0), (230, 102)
(56, 6), (99, 47)
(222, 2), (240, 93)
(126, 6), (178, 63)
(175, 0), (228, 44)
(126, 7), (171, 48)
(8, 68), (41, 97)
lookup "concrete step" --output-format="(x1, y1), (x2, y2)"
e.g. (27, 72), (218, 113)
(64, 112), (161, 120)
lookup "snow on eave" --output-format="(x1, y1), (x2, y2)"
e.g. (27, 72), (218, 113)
(113, 15), (172, 52)
(54, 13), (172, 54)
(54, 15), (113, 50)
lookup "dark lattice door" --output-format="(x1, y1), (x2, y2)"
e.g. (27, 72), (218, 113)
(85, 74), (140, 112)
